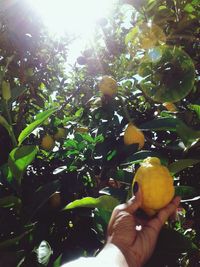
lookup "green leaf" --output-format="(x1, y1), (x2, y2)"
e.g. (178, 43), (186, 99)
(121, 150), (168, 166)
(94, 208), (113, 225)
(107, 150), (117, 161)
(176, 121), (200, 147)
(175, 186), (197, 199)
(125, 26), (138, 45)
(0, 163), (13, 183)
(0, 195), (21, 209)
(94, 134), (104, 143)
(63, 195), (119, 211)
(108, 169), (133, 184)
(75, 107), (84, 117)
(140, 118), (200, 147)
(64, 139), (78, 149)
(81, 133), (94, 143)
(99, 187), (128, 202)
(8, 145), (38, 183)
(11, 86), (27, 101)
(168, 159), (200, 174)
(184, 3), (195, 13)
(53, 254), (62, 267)
(188, 104), (200, 119)
(18, 107), (57, 145)
(0, 115), (12, 137)
(139, 118), (178, 131)
(156, 227), (198, 254)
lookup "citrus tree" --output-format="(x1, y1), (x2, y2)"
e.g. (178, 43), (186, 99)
(0, 0), (200, 266)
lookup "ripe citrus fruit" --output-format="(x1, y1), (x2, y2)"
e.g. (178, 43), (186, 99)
(163, 102), (177, 112)
(98, 76), (118, 96)
(41, 134), (55, 151)
(124, 123), (145, 149)
(132, 157), (175, 216)
(126, 23), (166, 50)
(54, 128), (66, 141)
(138, 46), (195, 103)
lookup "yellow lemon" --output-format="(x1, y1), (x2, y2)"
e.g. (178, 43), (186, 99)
(132, 157), (175, 216)
(163, 102), (177, 112)
(54, 128), (66, 141)
(124, 123), (145, 149)
(98, 76), (118, 96)
(41, 134), (55, 151)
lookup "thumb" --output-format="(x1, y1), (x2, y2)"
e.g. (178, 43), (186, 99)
(125, 182), (142, 214)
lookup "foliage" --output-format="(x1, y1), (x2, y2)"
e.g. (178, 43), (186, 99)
(0, 0), (200, 266)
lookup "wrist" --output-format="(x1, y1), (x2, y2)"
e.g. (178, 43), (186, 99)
(97, 243), (139, 267)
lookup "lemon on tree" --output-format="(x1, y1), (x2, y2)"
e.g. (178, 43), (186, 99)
(163, 102), (177, 112)
(98, 76), (118, 96)
(138, 45), (195, 103)
(41, 134), (55, 151)
(54, 127), (66, 141)
(132, 157), (175, 216)
(125, 23), (166, 50)
(124, 123), (145, 149)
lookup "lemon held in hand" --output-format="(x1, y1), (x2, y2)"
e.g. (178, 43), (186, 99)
(124, 123), (145, 149)
(132, 157), (175, 216)
(41, 134), (55, 151)
(98, 76), (118, 96)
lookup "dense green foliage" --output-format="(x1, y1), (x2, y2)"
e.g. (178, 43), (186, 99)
(0, 0), (200, 266)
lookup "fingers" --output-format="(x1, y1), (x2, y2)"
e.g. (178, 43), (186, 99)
(158, 196), (181, 225)
(107, 183), (142, 236)
(148, 196), (181, 232)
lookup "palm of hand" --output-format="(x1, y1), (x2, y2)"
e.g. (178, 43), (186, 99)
(107, 191), (180, 267)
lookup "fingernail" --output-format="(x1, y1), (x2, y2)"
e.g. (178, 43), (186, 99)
(133, 182), (139, 195)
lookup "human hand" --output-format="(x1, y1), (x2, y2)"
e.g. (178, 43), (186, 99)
(106, 182), (181, 267)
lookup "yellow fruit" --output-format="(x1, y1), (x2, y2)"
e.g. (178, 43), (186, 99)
(98, 76), (117, 96)
(41, 134), (55, 151)
(163, 102), (177, 112)
(75, 127), (88, 133)
(54, 128), (66, 141)
(132, 157), (175, 216)
(124, 123), (145, 149)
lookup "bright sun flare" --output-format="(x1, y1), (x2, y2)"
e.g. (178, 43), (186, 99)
(29, 0), (116, 38)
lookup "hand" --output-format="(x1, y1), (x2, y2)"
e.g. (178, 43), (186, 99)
(106, 183), (181, 267)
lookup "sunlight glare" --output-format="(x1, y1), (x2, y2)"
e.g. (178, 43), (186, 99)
(29, 0), (116, 38)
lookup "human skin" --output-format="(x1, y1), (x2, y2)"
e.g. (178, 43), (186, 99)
(99, 184), (181, 267)
(61, 184), (180, 267)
